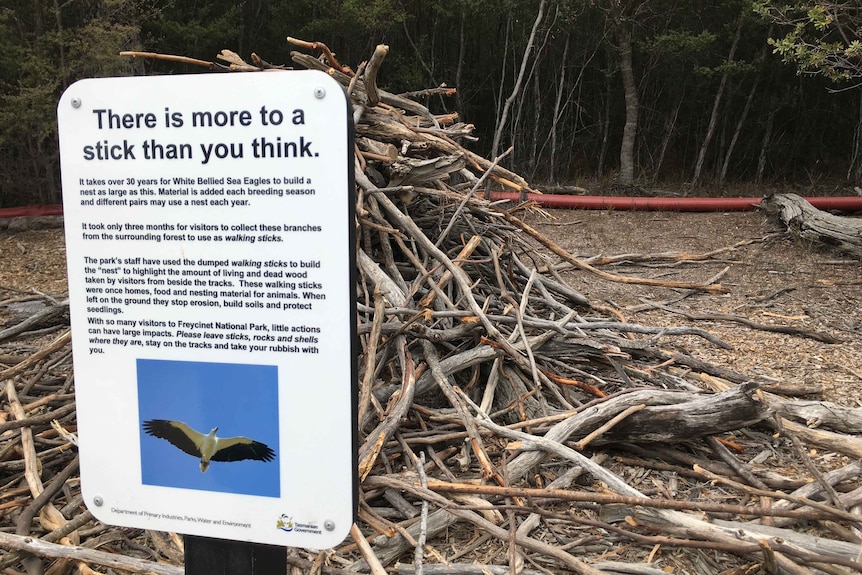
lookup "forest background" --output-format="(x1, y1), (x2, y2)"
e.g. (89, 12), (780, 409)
(1, 0), (861, 207)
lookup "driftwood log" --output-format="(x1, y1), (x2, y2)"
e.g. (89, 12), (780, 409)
(0, 41), (860, 575)
(762, 192), (862, 256)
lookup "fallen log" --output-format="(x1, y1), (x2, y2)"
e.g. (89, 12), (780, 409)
(586, 382), (769, 444)
(776, 400), (862, 433)
(761, 192), (862, 256)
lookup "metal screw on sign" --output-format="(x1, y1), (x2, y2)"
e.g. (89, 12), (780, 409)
(71, 98), (81, 108)
(324, 520), (335, 532)
(314, 87), (326, 99)
(92, 496), (103, 507)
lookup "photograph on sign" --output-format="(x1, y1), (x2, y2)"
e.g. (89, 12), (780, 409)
(138, 359), (280, 497)
(57, 71), (357, 548)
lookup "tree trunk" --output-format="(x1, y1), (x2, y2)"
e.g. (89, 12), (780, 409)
(403, 20), (440, 99)
(719, 74), (758, 186)
(493, 15), (510, 150)
(849, 90), (862, 185)
(491, 0), (547, 158)
(756, 108), (776, 184)
(690, 15), (743, 189)
(597, 60), (613, 179)
(547, 34), (570, 184)
(455, 11), (466, 119)
(53, 0), (65, 88)
(651, 89), (683, 183)
(615, 21), (638, 187)
(529, 69), (541, 178)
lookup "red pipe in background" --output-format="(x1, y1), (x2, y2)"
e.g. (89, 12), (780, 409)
(0, 205), (64, 219)
(2, 195), (862, 220)
(488, 192), (862, 212)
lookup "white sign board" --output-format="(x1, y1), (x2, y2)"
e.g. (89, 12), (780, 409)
(58, 71), (356, 548)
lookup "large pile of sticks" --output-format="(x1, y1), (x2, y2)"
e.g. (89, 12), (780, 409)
(0, 41), (861, 575)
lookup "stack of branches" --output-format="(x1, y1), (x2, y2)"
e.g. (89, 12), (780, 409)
(0, 40), (860, 575)
(0, 293), (191, 575)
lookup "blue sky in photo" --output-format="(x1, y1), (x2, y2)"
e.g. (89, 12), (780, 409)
(137, 358), (280, 498)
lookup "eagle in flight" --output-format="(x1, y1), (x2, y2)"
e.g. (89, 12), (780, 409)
(143, 419), (275, 473)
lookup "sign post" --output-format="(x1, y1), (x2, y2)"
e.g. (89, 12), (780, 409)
(57, 71), (357, 564)
(184, 535), (286, 574)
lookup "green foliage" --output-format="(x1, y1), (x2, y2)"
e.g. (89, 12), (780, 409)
(644, 30), (716, 57)
(0, 0), (145, 205)
(1, 0), (862, 205)
(143, 2), (243, 63)
(755, 0), (862, 80)
(342, 0), (407, 32)
(694, 59), (757, 78)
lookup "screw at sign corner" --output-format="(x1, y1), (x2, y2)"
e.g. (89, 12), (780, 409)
(314, 87), (326, 99)
(71, 97), (81, 109)
(93, 496), (104, 507)
(323, 520), (335, 532)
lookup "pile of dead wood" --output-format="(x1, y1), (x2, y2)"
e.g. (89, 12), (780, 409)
(0, 40), (861, 575)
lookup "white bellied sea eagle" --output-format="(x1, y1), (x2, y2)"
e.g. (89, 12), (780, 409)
(143, 419), (275, 472)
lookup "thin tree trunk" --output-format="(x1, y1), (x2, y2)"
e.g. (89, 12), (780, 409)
(597, 58), (613, 180)
(548, 34), (570, 184)
(403, 21), (439, 96)
(849, 91), (862, 185)
(529, 70), (541, 178)
(690, 15), (743, 189)
(455, 11), (466, 118)
(651, 89), (684, 183)
(516, 10), (555, 180)
(719, 75), (759, 185)
(53, 0), (65, 88)
(32, 0), (44, 36)
(615, 21), (638, 187)
(491, 0), (547, 158)
(756, 109), (776, 185)
(493, 16), (511, 145)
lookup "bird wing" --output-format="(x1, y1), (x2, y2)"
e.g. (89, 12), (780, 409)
(210, 436), (275, 463)
(143, 419), (205, 457)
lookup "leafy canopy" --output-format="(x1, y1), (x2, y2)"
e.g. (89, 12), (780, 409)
(755, 0), (862, 81)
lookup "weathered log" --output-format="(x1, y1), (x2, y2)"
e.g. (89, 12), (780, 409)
(357, 137), (398, 162)
(761, 192), (862, 256)
(595, 383), (769, 443)
(777, 400), (862, 433)
(500, 382), (769, 458)
(0, 301), (68, 344)
(387, 154), (466, 186)
(779, 417), (862, 459)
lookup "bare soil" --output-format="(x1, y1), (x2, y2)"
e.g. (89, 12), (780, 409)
(1, 209), (861, 573)
(2, 208), (859, 406)
(523, 208), (862, 406)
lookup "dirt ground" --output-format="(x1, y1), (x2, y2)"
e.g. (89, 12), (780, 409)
(1, 207), (861, 574)
(1, 208), (861, 406)
(524, 208), (862, 407)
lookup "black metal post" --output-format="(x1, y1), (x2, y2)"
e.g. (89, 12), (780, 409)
(184, 535), (286, 575)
